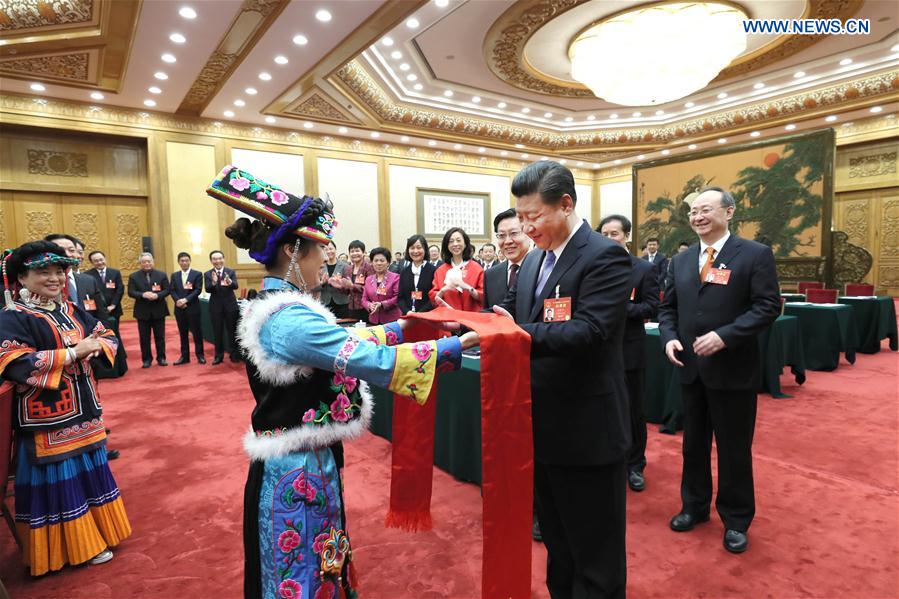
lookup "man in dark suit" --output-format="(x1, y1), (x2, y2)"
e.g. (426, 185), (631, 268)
(598, 215), (659, 493)
(204, 250), (240, 364)
(388, 251), (409, 274)
(659, 186), (780, 554)
(490, 161), (632, 598)
(43, 235), (108, 321)
(85, 250), (125, 328)
(483, 208), (531, 310)
(644, 237), (667, 273)
(170, 252), (206, 365)
(128, 252), (170, 368)
(479, 243), (500, 270)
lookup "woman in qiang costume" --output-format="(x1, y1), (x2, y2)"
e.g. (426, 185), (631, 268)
(0, 240), (130, 576)
(206, 166), (479, 599)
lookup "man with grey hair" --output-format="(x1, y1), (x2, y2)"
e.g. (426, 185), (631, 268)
(127, 252), (170, 368)
(658, 186), (780, 554)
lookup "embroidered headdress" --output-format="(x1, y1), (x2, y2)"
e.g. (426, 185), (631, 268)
(206, 165), (337, 265)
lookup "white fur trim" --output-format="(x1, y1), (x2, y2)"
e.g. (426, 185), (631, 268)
(242, 382), (373, 461)
(237, 290), (337, 386)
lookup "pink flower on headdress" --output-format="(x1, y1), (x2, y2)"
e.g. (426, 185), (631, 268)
(270, 190), (289, 206)
(302, 409), (316, 423)
(256, 191), (269, 200)
(230, 176), (251, 191)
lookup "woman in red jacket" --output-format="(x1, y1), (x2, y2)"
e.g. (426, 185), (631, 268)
(429, 227), (484, 312)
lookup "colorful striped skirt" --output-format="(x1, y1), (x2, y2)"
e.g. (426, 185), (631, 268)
(14, 442), (132, 576)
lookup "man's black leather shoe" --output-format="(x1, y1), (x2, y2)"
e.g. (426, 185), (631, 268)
(174, 357), (189, 366)
(157, 359), (168, 366)
(212, 357), (224, 365)
(724, 530), (748, 553)
(628, 470), (646, 492)
(106, 449), (120, 460)
(230, 354), (242, 363)
(141, 361), (151, 368)
(669, 512), (710, 532)
(197, 356), (207, 364)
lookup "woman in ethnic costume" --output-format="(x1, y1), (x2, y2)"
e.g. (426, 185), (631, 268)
(205, 166), (478, 599)
(0, 240), (131, 576)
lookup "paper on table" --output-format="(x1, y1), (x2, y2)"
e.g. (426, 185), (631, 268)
(644, 322), (660, 329)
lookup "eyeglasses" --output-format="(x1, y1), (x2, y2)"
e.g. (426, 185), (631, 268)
(496, 230), (524, 242)
(688, 205), (723, 218)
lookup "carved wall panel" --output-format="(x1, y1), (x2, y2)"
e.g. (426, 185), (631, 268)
(70, 211), (99, 251)
(25, 209), (54, 240)
(27, 149), (88, 177)
(836, 138), (899, 193)
(0, 0), (94, 32)
(834, 187), (899, 295)
(878, 197), (899, 293)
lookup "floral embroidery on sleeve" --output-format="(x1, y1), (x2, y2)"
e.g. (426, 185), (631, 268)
(388, 340), (439, 405)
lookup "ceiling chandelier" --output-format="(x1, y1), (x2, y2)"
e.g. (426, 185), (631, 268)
(569, 2), (748, 106)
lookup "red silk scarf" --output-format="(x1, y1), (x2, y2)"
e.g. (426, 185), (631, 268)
(386, 308), (533, 599)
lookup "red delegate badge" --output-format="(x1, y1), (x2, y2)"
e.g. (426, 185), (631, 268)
(105, 281), (116, 289)
(705, 267), (731, 285)
(151, 283), (161, 292)
(411, 290), (423, 301)
(543, 297), (572, 322)
(83, 298), (97, 311)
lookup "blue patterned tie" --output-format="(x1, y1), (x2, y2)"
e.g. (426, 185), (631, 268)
(534, 250), (556, 300)
(68, 273), (77, 300)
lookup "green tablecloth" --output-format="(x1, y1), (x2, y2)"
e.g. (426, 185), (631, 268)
(837, 296), (898, 354)
(783, 303), (859, 371)
(369, 355), (483, 484)
(780, 293), (805, 303)
(644, 315), (806, 434)
(199, 297), (237, 352)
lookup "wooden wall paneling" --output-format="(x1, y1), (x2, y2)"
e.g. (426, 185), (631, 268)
(104, 196), (149, 319)
(11, 191), (63, 242)
(875, 188), (899, 295)
(60, 195), (105, 262)
(0, 189), (15, 250)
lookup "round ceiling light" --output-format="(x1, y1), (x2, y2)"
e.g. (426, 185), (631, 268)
(569, 2), (747, 106)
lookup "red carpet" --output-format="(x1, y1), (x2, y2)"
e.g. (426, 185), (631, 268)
(2, 318), (897, 598)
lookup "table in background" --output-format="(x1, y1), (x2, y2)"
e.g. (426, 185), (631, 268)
(199, 298), (238, 353)
(783, 303), (858, 371)
(644, 315), (806, 434)
(780, 293), (805, 303)
(837, 296), (898, 354)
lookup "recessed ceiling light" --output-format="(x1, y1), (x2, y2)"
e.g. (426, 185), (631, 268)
(391, 50), (402, 59)
(234, 99), (246, 107)
(521, 153), (529, 159)
(632, 112), (642, 117)
(750, 131), (761, 137)
(370, 132), (380, 138)
(521, 107), (531, 114)
(179, 6), (197, 19)
(753, 82), (765, 90)
(637, 154), (645, 160)
(293, 34), (308, 46)
(143, 99), (156, 107)
(661, 149), (670, 155)
(501, 151), (510, 156)
(540, 157), (548, 161)
(471, 96), (481, 103)
(169, 33), (186, 44)
(564, 116), (574, 122)
(401, 136), (410, 142)
(406, 74), (417, 81)
(515, 144), (524, 148)
(435, 0), (449, 6)
(161, 53), (176, 63)
(315, 9), (332, 22)
(497, 102), (507, 109)
(303, 122), (314, 129)
(381, 37), (394, 46)
(892, 43), (899, 52)
(274, 55), (288, 65)
(413, 84), (423, 91)
(609, 113), (618, 119)
(592, 163), (600, 169)
(259, 72), (272, 81)
(614, 159), (621, 164)
(717, 92), (727, 99)
(148, 86), (161, 94)
(544, 112), (552, 118)
(154, 71), (168, 80)
(684, 102), (695, 108)
(655, 110), (664, 116)
(406, 18), (419, 28)
(559, 159), (567, 164)
(688, 144), (697, 149)
(587, 114), (595, 120)
(794, 71), (805, 78)
(265, 116), (276, 124)
(224, 110), (235, 117)
(428, 140), (437, 146)
(30, 83), (46, 91)
(338, 127), (348, 133)
(399, 63), (410, 71)
(576, 161), (583, 166)
(785, 124), (796, 130)
(90, 92), (104, 100)
(718, 138), (727, 144)
(825, 115), (838, 122)
(453, 144), (462, 149)
(478, 147), (486, 153)
(839, 58), (852, 66)
(870, 106), (883, 113)
(245, 87), (257, 95)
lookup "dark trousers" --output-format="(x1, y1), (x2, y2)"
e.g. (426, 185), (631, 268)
(175, 307), (205, 360)
(625, 368), (647, 473)
(535, 460), (626, 599)
(137, 317), (166, 363)
(211, 309), (239, 359)
(681, 380), (758, 532)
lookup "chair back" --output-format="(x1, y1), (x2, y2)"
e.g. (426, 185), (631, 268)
(845, 283), (874, 296)
(797, 281), (824, 295)
(806, 288), (838, 304)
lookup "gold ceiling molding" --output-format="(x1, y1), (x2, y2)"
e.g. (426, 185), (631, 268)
(176, 0), (289, 117)
(282, 87), (361, 125)
(335, 58), (898, 151)
(0, 0), (96, 34)
(483, 0), (864, 98)
(0, 0), (140, 92)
